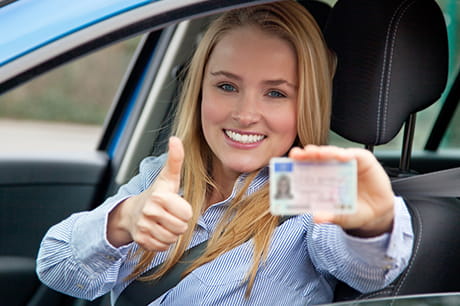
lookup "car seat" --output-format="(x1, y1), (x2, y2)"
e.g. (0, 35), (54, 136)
(298, 0), (332, 31)
(323, 0), (460, 301)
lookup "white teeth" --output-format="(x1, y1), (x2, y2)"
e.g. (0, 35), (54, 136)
(225, 130), (265, 144)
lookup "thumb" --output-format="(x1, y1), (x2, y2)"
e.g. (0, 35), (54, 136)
(158, 136), (184, 193)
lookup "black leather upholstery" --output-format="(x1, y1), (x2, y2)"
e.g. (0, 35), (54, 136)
(334, 195), (460, 301)
(321, 0), (460, 302)
(389, 196), (460, 294)
(325, 0), (448, 145)
(298, 0), (331, 31)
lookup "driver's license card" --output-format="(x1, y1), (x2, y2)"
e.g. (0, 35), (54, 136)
(269, 157), (357, 215)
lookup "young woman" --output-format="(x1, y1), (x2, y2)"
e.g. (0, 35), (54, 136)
(37, 1), (413, 305)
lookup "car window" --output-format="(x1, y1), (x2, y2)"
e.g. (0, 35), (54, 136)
(0, 36), (140, 153)
(440, 0), (460, 150)
(442, 92), (460, 150)
(329, 0), (460, 152)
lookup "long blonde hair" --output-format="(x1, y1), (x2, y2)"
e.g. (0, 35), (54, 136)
(130, 0), (335, 297)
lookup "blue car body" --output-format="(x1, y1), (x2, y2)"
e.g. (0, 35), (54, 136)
(0, 0), (157, 66)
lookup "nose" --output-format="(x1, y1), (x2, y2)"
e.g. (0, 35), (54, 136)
(231, 93), (261, 126)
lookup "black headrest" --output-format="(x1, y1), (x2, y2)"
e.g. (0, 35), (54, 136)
(325, 0), (448, 145)
(298, 0), (332, 31)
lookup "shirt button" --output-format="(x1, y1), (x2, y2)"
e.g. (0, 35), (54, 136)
(384, 264), (394, 270)
(76, 284), (84, 289)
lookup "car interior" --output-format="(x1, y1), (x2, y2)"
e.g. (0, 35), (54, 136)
(1, 0), (460, 305)
(324, 0), (460, 301)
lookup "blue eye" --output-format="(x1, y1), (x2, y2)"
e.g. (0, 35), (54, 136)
(218, 83), (237, 92)
(267, 90), (286, 98)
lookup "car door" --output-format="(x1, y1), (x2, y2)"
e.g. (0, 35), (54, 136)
(0, 34), (168, 306)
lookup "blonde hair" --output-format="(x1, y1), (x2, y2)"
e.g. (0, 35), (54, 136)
(130, 0), (335, 297)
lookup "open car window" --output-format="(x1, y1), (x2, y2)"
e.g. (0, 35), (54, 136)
(0, 36), (140, 153)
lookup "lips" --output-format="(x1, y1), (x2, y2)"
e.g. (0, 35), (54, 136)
(224, 129), (265, 144)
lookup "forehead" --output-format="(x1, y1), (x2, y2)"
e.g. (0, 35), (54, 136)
(206, 25), (297, 78)
(215, 25), (294, 55)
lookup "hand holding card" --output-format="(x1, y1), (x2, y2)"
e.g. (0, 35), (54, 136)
(271, 145), (395, 238)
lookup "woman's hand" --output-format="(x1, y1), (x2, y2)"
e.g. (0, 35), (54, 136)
(107, 137), (193, 251)
(289, 145), (395, 237)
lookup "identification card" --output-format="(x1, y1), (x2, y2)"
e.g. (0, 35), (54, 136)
(269, 157), (357, 215)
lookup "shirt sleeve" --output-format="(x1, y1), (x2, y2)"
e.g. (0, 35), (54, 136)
(306, 196), (414, 293)
(36, 155), (166, 300)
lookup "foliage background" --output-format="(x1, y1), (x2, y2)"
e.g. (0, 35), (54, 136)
(0, 37), (139, 125)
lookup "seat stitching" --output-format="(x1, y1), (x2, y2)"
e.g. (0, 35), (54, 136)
(377, 0), (412, 144)
(362, 289), (393, 299)
(394, 202), (422, 296)
(382, 0), (418, 142)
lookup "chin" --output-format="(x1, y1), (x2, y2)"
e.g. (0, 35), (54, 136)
(229, 160), (267, 174)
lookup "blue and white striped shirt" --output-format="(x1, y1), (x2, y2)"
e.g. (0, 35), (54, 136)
(37, 154), (413, 305)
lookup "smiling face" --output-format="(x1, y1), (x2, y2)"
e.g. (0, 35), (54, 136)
(201, 25), (298, 182)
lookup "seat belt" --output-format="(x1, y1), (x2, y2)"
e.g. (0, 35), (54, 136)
(115, 240), (208, 306)
(115, 167), (460, 305)
(115, 215), (293, 306)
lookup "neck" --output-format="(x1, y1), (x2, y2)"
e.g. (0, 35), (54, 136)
(206, 162), (241, 208)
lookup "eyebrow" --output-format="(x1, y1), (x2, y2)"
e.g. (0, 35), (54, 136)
(210, 70), (297, 89)
(264, 79), (298, 89)
(210, 70), (242, 81)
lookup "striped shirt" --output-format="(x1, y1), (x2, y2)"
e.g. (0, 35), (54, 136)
(36, 154), (414, 305)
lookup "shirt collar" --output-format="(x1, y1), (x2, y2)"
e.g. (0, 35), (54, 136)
(209, 166), (269, 208)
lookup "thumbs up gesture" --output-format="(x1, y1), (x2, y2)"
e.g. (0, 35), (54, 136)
(107, 137), (193, 251)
